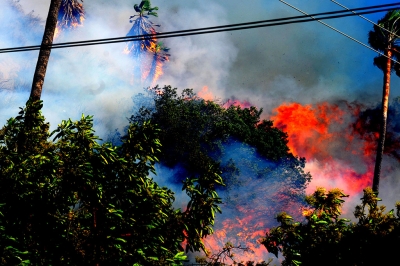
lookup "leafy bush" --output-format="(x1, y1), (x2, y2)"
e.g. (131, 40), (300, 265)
(0, 100), (224, 265)
(261, 187), (400, 266)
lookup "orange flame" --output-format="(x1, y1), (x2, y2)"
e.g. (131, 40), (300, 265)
(270, 102), (345, 159)
(148, 41), (165, 85)
(179, 89), (380, 261)
(54, 14), (84, 40)
(203, 218), (270, 264)
(71, 16), (84, 28)
(200, 100), (384, 262)
(151, 59), (163, 84)
(270, 102), (374, 198)
(126, 39), (167, 84)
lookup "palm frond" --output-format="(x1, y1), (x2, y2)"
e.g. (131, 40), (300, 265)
(57, 0), (85, 30)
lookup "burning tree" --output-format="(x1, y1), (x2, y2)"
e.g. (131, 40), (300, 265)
(57, 0), (85, 30)
(128, 86), (311, 262)
(146, 42), (170, 84)
(125, 0), (170, 84)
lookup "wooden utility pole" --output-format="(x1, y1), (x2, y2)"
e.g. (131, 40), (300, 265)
(29, 0), (62, 102)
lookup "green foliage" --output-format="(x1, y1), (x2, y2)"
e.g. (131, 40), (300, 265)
(134, 0), (159, 17)
(130, 85), (309, 193)
(261, 187), (400, 266)
(0, 100), (224, 265)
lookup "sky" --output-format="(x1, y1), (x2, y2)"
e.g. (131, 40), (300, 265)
(1, 0), (400, 263)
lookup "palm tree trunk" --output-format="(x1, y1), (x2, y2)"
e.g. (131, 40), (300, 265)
(19, 0), (62, 153)
(372, 48), (392, 193)
(29, 0), (62, 102)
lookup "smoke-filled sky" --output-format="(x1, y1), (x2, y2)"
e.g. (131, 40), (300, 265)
(2, 0), (400, 263)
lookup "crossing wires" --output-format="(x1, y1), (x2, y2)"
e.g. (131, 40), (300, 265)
(0, 2), (400, 54)
(279, 0), (400, 64)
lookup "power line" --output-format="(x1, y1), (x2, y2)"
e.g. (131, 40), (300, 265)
(280, 0), (400, 65)
(331, 0), (400, 40)
(0, 2), (399, 54)
(0, 3), (398, 53)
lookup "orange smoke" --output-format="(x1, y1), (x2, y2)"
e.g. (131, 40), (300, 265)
(203, 217), (269, 264)
(223, 99), (253, 109)
(198, 86), (214, 101)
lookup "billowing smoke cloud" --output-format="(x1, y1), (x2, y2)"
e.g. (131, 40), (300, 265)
(1, 0), (238, 138)
(214, 0), (400, 113)
(146, 138), (307, 263)
(7, 0), (400, 123)
(203, 140), (308, 263)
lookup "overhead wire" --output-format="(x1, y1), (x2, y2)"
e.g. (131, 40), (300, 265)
(279, 0), (400, 65)
(0, 2), (399, 54)
(331, 0), (400, 40)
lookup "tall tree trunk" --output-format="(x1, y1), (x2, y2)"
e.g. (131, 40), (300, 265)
(29, 0), (62, 102)
(19, 0), (62, 153)
(372, 48), (392, 193)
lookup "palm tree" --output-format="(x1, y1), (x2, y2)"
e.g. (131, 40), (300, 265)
(57, 0), (85, 30)
(30, 0), (62, 102)
(125, 0), (159, 58)
(20, 0), (62, 152)
(125, 0), (171, 83)
(368, 10), (400, 193)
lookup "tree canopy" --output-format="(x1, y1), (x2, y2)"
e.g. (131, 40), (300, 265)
(0, 100), (224, 265)
(130, 86), (310, 200)
(368, 10), (400, 75)
(261, 187), (400, 266)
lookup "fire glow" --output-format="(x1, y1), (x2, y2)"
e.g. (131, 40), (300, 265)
(124, 12), (170, 85)
(270, 102), (375, 196)
(195, 94), (400, 262)
(54, 0), (85, 39)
